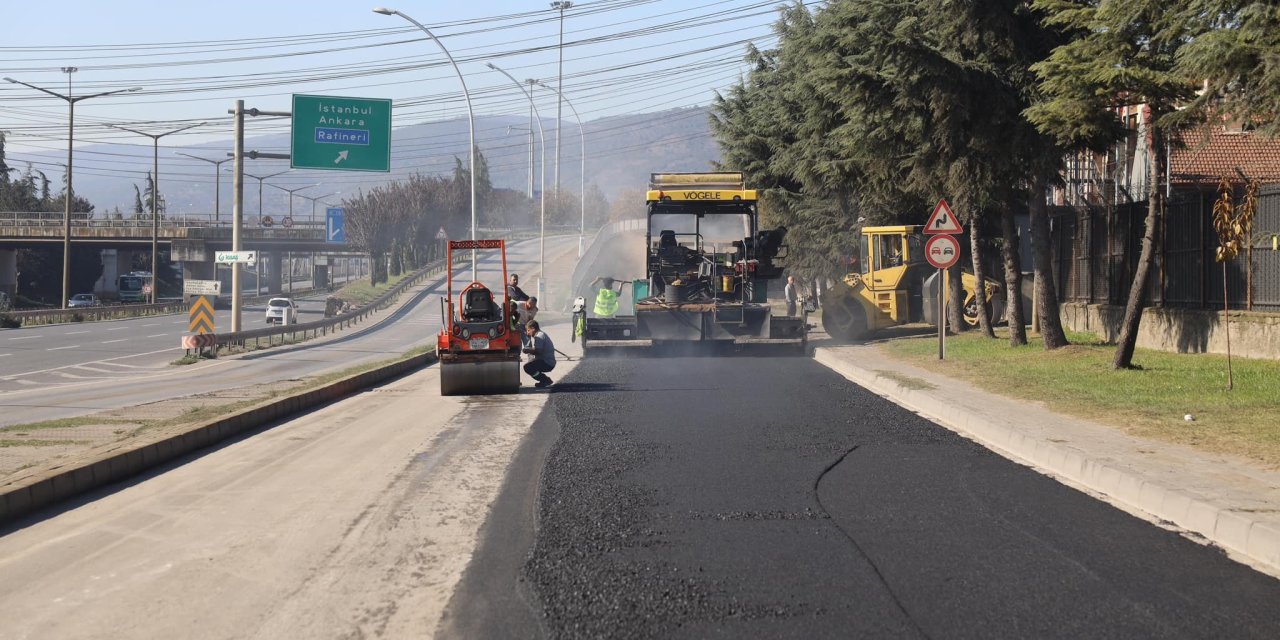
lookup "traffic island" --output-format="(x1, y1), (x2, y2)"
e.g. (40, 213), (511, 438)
(0, 347), (437, 525)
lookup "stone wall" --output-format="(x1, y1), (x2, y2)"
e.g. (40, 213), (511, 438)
(1060, 302), (1280, 360)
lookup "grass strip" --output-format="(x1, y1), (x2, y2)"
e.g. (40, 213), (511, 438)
(334, 272), (411, 308)
(881, 329), (1280, 468)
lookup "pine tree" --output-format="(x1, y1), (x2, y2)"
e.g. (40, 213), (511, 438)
(1028, 0), (1206, 368)
(1175, 2), (1280, 134)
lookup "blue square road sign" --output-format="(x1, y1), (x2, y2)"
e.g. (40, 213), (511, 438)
(326, 207), (346, 244)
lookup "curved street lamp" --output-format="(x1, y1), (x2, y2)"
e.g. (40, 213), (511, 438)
(4, 76), (141, 308)
(374, 7), (478, 274)
(535, 79), (586, 257)
(110, 122), (204, 303)
(487, 62), (547, 300)
(175, 152), (231, 223)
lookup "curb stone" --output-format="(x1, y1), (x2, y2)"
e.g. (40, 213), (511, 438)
(813, 347), (1280, 575)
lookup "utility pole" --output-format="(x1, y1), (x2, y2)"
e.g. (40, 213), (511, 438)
(109, 122), (204, 303)
(225, 102), (292, 332)
(551, 1), (572, 191)
(528, 79), (536, 198)
(3, 74), (140, 309)
(232, 101), (245, 332)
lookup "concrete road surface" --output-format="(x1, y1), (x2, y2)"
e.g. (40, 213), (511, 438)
(0, 237), (570, 427)
(0, 351), (577, 640)
(446, 355), (1280, 639)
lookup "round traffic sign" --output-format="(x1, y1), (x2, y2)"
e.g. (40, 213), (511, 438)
(261, 215), (274, 228)
(925, 234), (961, 270)
(282, 216), (294, 229)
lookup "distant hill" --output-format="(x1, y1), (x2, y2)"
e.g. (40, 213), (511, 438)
(15, 106), (721, 214)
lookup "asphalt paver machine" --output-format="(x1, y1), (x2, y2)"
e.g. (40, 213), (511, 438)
(437, 239), (522, 395)
(579, 172), (807, 355)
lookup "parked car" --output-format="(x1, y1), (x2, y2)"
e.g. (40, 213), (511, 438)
(68, 293), (101, 308)
(264, 297), (298, 325)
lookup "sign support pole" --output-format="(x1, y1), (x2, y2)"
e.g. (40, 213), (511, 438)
(231, 100), (244, 333)
(939, 268), (946, 360)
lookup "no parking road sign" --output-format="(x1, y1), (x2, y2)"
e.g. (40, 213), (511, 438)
(925, 235), (961, 270)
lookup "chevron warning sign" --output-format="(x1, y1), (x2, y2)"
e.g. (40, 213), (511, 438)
(181, 334), (216, 349)
(188, 295), (216, 334)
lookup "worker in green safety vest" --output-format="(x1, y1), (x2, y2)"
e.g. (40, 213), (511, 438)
(590, 276), (625, 318)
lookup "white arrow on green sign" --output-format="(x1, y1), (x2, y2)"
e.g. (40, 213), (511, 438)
(215, 250), (257, 264)
(291, 94), (392, 172)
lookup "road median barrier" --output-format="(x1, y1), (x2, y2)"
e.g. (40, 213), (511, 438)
(0, 348), (438, 525)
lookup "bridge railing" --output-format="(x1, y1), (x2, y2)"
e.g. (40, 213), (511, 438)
(0, 211), (328, 229)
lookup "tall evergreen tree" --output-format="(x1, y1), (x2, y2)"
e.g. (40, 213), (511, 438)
(1175, 2), (1280, 134)
(1028, 0), (1205, 368)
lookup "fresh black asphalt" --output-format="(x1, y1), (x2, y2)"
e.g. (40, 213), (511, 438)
(441, 355), (1280, 639)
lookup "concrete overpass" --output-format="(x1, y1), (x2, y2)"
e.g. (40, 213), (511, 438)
(0, 211), (360, 299)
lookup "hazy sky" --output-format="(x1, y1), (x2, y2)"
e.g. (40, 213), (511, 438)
(1, 0), (788, 188)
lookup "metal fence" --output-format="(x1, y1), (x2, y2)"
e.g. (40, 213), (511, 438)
(1051, 185), (1280, 312)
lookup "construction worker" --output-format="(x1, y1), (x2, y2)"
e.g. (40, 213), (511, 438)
(508, 273), (530, 302)
(785, 275), (798, 317)
(515, 296), (538, 334)
(522, 320), (556, 388)
(591, 276), (624, 318)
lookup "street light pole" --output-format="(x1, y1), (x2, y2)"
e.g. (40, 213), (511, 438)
(488, 63), (546, 300)
(300, 192), (340, 222)
(229, 168), (291, 220)
(536, 79), (586, 257)
(3, 75), (141, 309)
(374, 7), (478, 275)
(267, 183), (319, 295)
(175, 153), (231, 223)
(110, 123), (203, 303)
(551, 1), (572, 192)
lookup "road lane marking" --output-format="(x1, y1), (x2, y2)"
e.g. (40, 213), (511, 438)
(141, 323), (159, 327)
(0, 354), (11, 358)
(1, 346), (182, 379)
(47, 345), (81, 351)
(146, 333), (168, 338)
(7, 336), (41, 340)
(106, 327), (128, 332)
(65, 331), (89, 335)
(101, 339), (128, 344)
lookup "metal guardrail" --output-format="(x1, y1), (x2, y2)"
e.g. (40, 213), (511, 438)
(568, 219), (643, 310)
(205, 231), (544, 354)
(3, 301), (189, 326)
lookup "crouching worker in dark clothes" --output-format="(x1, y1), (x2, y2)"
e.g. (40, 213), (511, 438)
(522, 320), (556, 388)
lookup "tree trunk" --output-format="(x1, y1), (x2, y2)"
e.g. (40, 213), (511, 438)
(1030, 173), (1069, 349)
(1001, 206), (1027, 346)
(969, 210), (996, 338)
(948, 261), (966, 332)
(1112, 123), (1165, 369)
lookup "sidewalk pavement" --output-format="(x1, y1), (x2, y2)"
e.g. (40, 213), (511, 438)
(812, 340), (1280, 577)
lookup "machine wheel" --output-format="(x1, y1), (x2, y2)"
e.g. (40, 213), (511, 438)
(820, 287), (867, 343)
(962, 293), (994, 327)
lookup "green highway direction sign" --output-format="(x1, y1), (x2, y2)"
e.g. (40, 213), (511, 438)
(291, 94), (392, 172)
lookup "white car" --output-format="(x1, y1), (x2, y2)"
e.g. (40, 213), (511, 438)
(264, 297), (298, 325)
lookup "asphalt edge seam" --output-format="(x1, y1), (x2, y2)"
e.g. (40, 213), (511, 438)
(811, 347), (1280, 576)
(0, 350), (438, 526)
